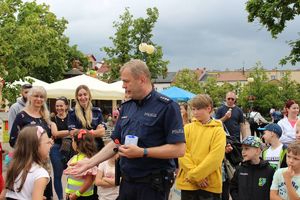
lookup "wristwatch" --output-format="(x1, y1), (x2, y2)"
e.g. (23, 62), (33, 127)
(143, 148), (148, 158)
(75, 190), (82, 197)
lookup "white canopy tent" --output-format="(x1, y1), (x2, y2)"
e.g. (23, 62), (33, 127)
(11, 76), (50, 88)
(46, 75), (124, 100)
(108, 81), (124, 92)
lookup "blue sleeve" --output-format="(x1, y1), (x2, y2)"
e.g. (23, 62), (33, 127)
(9, 113), (23, 148)
(215, 107), (223, 119)
(238, 109), (244, 123)
(93, 109), (107, 130)
(164, 102), (185, 144)
(68, 110), (77, 131)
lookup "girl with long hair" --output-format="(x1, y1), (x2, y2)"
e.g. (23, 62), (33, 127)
(5, 126), (53, 200)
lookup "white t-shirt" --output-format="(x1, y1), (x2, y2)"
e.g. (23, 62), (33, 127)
(98, 161), (119, 200)
(6, 163), (50, 200)
(264, 144), (283, 170)
(278, 117), (296, 145)
(271, 168), (300, 200)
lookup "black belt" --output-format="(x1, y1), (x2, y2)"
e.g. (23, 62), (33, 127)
(122, 174), (152, 183)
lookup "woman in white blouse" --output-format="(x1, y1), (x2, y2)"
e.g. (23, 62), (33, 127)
(278, 100), (299, 145)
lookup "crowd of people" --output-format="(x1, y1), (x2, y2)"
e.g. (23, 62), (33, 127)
(0, 59), (299, 200)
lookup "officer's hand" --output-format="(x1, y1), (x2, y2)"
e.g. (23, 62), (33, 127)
(118, 145), (143, 158)
(64, 158), (90, 176)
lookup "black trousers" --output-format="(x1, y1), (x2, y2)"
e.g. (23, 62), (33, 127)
(181, 189), (221, 200)
(118, 179), (170, 200)
(222, 179), (230, 200)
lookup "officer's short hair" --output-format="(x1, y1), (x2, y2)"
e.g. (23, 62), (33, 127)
(120, 59), (151, 80)
(189, 94), (213, 110)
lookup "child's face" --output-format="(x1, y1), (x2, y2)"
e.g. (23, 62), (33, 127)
(286, 152), (300, 170)
(262, 130), (273, 144)
(296, 125), (300, 142)
(191, 106), (211, 121)
(242, 145), (260, 162)
(38, 134), (53, 160)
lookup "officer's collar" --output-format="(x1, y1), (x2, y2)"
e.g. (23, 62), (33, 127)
(134, 90), (154, 106)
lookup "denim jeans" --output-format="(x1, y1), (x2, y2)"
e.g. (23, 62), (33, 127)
(50, 143), (64, 200)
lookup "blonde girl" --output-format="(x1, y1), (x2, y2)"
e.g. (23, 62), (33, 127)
(4, 126), (52, 200)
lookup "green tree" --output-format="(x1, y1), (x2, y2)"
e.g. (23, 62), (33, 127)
(278, 71), (300, 103)
(101, 7), (169, 82)
(171, 68), (202, 94)
(0, 0), (87, 103)
(246, 0), (300, 65)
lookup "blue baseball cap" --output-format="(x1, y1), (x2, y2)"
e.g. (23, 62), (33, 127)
(258, 123), (282, 138)
(242, 136), (263, 149)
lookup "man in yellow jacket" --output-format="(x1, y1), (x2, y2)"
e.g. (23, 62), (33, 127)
(176, 94), (226, 199)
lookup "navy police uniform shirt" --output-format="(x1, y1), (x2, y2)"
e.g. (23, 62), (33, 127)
(111, 90), (185, 178)
(68, 107), (106, 150)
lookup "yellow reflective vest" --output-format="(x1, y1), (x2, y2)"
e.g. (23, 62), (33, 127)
(66, 153), (94, 196)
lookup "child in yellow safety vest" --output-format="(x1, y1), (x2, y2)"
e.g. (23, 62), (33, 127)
(64, 129), (98, 200)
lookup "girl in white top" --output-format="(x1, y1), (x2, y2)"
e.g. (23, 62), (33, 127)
(3, 126), (53, 200)
(95, 154), (119, 200)
(278, 100), (299, 145)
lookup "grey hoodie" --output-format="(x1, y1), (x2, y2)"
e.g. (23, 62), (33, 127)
(8, 97), (26, 134)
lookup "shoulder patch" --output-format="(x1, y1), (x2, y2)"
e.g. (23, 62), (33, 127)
(158, 95), (172, 104)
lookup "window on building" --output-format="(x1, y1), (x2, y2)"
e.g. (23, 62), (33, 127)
(271, 75), (276, 80)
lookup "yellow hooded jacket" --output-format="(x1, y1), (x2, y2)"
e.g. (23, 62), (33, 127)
(176, 118), (226, 194)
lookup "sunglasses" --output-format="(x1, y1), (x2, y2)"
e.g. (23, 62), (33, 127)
(227, 98), (235, 101)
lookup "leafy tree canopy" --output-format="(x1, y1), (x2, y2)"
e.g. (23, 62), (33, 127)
(246, 0), (300, 65)
(101, 7), (169, 82)
(0, 0), (87, 103)
(172, 68), (202, 95)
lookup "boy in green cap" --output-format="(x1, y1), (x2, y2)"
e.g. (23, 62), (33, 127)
(230, 136), (275, 200)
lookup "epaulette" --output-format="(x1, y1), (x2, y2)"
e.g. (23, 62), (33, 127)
(158, 95), (172, 104)
(121, 99), (133, 105)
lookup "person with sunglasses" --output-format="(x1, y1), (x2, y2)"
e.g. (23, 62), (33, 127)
(215, 91), (244, 142)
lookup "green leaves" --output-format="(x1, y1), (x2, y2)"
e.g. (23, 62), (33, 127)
(246, 0), (300, 65)
(0, 0), (87, 103)
(101, 7), (169, 82)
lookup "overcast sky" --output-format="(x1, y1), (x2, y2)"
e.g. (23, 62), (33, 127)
(34, 0), (300, 72)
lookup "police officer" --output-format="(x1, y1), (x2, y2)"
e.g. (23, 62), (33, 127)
(68, 84), (106, 150)
(67, 59), (186, 200)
